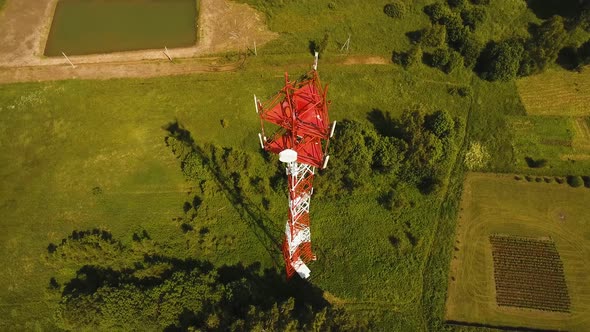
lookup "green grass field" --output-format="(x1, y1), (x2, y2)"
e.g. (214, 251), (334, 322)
(446, 173), (590, 331)
(3, 0), (590, 330)
(0, 61), (472, 329)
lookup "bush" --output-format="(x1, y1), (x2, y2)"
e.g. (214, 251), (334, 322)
(431, 48), (450, 68)
(461, 7), (486, 31)
(421, 24), (447, 47)
(392, 47), (423, 68)
(582, 176), (590, 188)
(384, 1), (406, 19)
(567, 175), (584, 187)
(530, 16), (568, 70)
(518, 50), (538, 77)
(514, 175), (522, 181)
(426, 110), (455, 138)
(555, 177), (565, 184)
(447, 0), (465, 8)
(448, 86), (472, 97)
(535, 177), (543, 183)
(443, 13), (468, 46)
(445, 50), (464, 73)
(460, 35), (483, 68)
(424, 3), (451, 23)
(544, 176), (554, 183)
(406, 46), (423, 68)
(525, 175), (534, 182)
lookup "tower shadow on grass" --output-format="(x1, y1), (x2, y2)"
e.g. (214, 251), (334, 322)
(162, 120), (283, 268)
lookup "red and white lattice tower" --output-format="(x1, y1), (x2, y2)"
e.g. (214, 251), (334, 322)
(254, 53), (335, 279)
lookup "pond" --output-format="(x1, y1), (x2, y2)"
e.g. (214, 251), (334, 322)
(44, 0), (197, 56)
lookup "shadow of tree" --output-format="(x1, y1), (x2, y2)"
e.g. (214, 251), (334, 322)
(163, 120), (283, 268)
(58, 257), (330, 329)
(367, 108), (403, 137)
(526, 0), (582, 19)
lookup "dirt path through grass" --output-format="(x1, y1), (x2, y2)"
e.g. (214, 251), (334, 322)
(0, 56), (246, 83)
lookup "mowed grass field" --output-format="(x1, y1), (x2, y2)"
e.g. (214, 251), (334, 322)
(0, 62), (471, 329)
(517, 68), (590, 117)
(446, 173), (590, 331)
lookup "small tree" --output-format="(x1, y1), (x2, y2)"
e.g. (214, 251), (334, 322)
(421, 24), (447, 47)
(384, 1), (406, 19)
(531, 16), (568, 69)
(480, 39), (524, 81)
(460, 35), (483, 68)
(431, 48), (450, 69)
(567, 175), (583, 188)
(426, 110), (455, 138)
(445, 50), (464, 73)
(461, 7), (486, 31)
(443, 13), (468, 46)
(424, 3), (451, 23)
(405, 46), (423, 68)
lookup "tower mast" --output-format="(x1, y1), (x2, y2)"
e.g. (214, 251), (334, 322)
(255, 54), (335, 279)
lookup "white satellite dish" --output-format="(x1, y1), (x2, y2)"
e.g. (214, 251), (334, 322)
(279, 149), (298, 163)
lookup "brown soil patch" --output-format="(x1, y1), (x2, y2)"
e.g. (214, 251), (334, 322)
(341, 56), (390, 65)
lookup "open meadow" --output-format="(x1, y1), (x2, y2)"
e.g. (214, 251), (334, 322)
(1, 0), (590, 330)
(0, 61), (471, 329)
(446, 173), (590, 331)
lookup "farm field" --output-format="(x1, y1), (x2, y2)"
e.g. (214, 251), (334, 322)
(507, 115), (590, 174)
(517, 68), (590, 117)
(44, 0), (197, 56)
(446, 173), (590, 331)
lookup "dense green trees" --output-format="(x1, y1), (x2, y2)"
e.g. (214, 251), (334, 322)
(478, 39), (524, 81)
(319, 107), (457, 197)
(49, 226), (360, 331)
(530, 16), (568, 70)
(411, 1), (588, 80)
(54, 262), (354, 331)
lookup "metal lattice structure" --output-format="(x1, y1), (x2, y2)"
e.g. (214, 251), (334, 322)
(254, 55), (335, 279)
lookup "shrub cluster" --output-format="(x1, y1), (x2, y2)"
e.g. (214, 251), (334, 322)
(517, 174), (590, 188)
(320, 107), (457, 197)
(384, 1), (407, 19)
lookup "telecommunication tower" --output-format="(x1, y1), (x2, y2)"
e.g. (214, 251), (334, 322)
(254, 53), (335, 279)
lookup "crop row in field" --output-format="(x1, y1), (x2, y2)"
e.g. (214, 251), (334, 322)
(490, 235), (570, 313)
